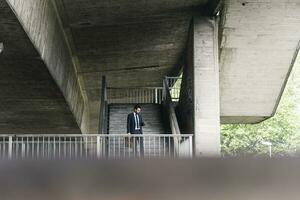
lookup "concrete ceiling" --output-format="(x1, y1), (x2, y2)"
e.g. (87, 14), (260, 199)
(59, 0), (212, 95)
(60, 0), (210, 27)
(3, 0), (298, 132)
(57, 0), (215, 132)
(59, 0), (300, 125)
(0, 0), (81, 134)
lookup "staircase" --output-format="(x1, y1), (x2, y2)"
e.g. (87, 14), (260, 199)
(108, 103), (169, 158)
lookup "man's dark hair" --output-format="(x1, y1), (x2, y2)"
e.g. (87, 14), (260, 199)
(134, 104), (141, 110)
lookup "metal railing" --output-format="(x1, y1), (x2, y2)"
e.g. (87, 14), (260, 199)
(162, 77), (183, 155)
(165, 76), (182, 102)
(107, 87), (163, 104)
(104, 76), (181, 105)
(0, 134), (193, 160)
(99, 76), (108, 134)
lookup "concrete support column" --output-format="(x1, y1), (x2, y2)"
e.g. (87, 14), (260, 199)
(193, 16), (221, 157)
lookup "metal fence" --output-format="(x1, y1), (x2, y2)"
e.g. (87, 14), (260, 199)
(0, 134), (193, 160)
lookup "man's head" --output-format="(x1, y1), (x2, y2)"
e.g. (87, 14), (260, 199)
(134, 104), (141, 113)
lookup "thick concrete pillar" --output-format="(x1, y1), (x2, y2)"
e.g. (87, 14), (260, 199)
(193, 17), (221, 157)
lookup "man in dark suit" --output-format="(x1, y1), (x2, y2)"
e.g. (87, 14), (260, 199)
(127, 104), (145, 157)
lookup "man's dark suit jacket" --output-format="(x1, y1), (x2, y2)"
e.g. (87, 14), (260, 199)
(127, 112), (145, 134)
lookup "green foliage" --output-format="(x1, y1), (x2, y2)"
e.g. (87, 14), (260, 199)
(221, 55), (300, 157)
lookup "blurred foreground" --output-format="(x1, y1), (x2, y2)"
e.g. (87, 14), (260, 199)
(0, 159), (300, 200)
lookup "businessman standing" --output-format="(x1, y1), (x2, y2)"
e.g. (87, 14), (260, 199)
(127, 104), (145, 157)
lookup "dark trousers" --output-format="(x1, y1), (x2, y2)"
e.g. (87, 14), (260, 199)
(131, 131), (144, 157)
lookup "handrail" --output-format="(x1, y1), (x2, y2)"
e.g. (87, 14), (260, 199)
(107, 87), (163, 104)
(99, 76), (108, 135)
(0, 134), (193, 159)
(163, 77), (182, 155)
(0, 134), (194, 137)
(107, 86), (163, 89)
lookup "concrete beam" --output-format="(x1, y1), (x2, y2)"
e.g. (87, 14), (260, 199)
(219, 0), (300, 123)
(6, 0), (89, 133)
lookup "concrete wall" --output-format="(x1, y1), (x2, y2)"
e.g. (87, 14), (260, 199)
(6, 0), (89, 133)
(0, 0), (82, 134)
(177, 21), (194, 135)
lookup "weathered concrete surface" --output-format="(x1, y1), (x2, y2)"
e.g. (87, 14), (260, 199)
(185, 16), (221, 157)
(178, 17), (220, 156)
(3, 0), (299, 134)
(57, 0), (300, 129)
(0, 1), (80, 134)
(193, 17), (220, 156)
(220, 0), (300, 123)
(61, 0), (210, 27)
(177, 22), (194, 136)
(58, 0), (220, 133)
(6, 0), (89, 133)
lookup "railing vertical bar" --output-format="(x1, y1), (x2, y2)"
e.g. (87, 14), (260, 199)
(118, 136), (120, 159)
(173, 136), (176, 159)
(16, 136), (19, 159)
(1, 137), (3, 159)
(128, 135), (131, 158)
(135, 136), (137, 158)
(47, 136), (49, 159)
(26, 136), (29, 159)
(189, 135), (193, 158)
(148, 136), (153, 159)
(152, 88), (155, 104)
(123, 137), (125, 159)
(42, 136), (44, 159)
(53, 136), (56, 159)
(37, 137), (40, 159)
(159, 136), (161, 158)
(80, 136), (83, 159)
(64, 136), (67, 159)
(146, 89), (149, 103)
(113, 136), (115, 159)
(75, 137), (78, 159)
(168, 136), (171, 157)
(69, 137), (72, 159)
(85, 136), (88, 159)
(163, 136), (166, 158)
(8, 136), (12, 160)
(58, 136), (61, 160)
(32, 136), (34, 159)
(149, 89), (151, 104)
(96, 135), (100, 159)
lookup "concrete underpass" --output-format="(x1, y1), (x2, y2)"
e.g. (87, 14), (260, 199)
(1, 0), (300, 157)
